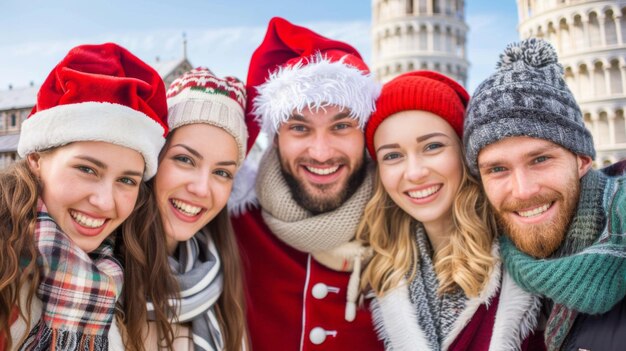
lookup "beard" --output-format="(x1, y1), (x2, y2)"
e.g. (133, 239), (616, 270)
(278, 150), (367, 215)
(494, 180), (580, 259)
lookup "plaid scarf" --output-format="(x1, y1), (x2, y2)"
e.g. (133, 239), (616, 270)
(19, 200), (123, 351)
(501, 168), (626, 351)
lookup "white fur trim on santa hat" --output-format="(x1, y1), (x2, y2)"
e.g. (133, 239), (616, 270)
(252, 53), (381, 135)
(18, 102), (166, 179)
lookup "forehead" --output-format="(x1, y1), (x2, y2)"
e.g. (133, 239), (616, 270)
(375, 110), (457, 144)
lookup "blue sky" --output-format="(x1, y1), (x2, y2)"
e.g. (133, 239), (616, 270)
(0, 0), (519, 93)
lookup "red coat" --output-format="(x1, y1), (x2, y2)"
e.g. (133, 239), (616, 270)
(232, 207), (384, 351)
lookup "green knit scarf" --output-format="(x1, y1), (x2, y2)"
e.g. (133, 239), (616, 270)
(500, 169), (626, 351)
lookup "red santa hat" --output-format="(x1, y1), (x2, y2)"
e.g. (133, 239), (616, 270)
(17, 43), (168, 179)
(246, 17), (381, 143)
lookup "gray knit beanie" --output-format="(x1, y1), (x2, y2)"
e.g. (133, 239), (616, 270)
(463, 38), (595, 176)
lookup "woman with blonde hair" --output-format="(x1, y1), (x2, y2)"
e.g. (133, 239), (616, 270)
(358, 71), (544, 350)
(117, 67), (249, 351)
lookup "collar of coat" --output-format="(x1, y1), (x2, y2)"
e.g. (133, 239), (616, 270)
(370, 241), (541, 351)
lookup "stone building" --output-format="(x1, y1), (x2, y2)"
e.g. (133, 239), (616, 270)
(517, 0), (626, 165)
(371, 0), (469, 85)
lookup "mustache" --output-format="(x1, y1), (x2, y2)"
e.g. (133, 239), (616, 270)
(296, 157), (348, 166)
(497, 191), (563, 213)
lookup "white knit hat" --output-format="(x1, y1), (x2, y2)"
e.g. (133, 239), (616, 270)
(166, 67), (248, 165)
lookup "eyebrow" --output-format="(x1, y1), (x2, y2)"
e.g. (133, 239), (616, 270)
(288, 111), (352, 123)
(75, 155), (143, 177)
(170, 144), (203, 160)
(416, 132), (449, 143)
(376, 143), (401, 154)
(217, 161), (237, 167)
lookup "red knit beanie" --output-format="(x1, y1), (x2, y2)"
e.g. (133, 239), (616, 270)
(365, 70), (469, 160)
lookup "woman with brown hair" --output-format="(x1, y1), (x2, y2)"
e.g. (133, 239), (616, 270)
(119, 67), (249, 351)
(0, 43), (171, 350)
(357, 71), (545, 350)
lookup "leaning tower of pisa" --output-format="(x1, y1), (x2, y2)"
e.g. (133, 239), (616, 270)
(371, 0), (469, 86)
(517, 0), (626, 166)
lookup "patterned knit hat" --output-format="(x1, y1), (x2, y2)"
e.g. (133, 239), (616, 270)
(464, 38), (595, 176)
(166, 67), (248, 165)
(247, 17), (381, 143)
(365, 70), (469, 160)
(18, 43), (168, 179)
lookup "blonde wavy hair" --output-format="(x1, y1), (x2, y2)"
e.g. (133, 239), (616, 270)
(358, 162), (497, 298)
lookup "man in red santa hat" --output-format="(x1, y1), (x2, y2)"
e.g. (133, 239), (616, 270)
(230, 17), (384, 350)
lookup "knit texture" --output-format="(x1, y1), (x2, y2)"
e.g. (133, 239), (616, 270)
(463, 38), (595, 176)
(255, 146), (373, 253)
(166, 67), (248, 165)
(500, 168), (626, 351)
(20, 200), (122, 351)
(365, 70), (469, 160)
(146, 228), (224, 351)
(408, 224), (467, 350)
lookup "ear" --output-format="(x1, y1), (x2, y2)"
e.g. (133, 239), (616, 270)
(576, 155), (593, 178)
(26, 153), (43, 177)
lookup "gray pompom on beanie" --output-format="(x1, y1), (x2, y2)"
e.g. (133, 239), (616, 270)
(463, 38), (595, 177)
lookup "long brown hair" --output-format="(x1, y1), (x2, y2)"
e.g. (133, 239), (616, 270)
(208, 208), (247, 351)
(124, 194), (249, 350)
(115, 181), (179, 351)
(0, 160), (39, 350)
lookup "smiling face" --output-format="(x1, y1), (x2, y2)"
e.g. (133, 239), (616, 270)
(374, 110), (464, 230)
(478, 136), (592, 258)
(154, 124), (238, 254)
(28, 141), (145, 253)
(276, 105), (366, 214)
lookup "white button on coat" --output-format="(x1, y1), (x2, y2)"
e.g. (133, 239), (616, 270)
(312, 283), (329, 299)
(309, 327), (327, 345)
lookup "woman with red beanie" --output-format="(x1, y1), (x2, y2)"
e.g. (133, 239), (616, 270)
(357, 71), (545, 350)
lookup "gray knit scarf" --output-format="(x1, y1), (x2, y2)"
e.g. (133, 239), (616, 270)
(255, 146), (373, 254)
(147, 229), (224, 351)
(408, 223), (466, 350)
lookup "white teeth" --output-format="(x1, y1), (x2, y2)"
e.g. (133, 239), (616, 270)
(306, 165), (340, 175)
(407, 185), (441, 199)
(171, 199), (202, 216)
(517, 203), (551, 218)
(70, 211), (105, 228)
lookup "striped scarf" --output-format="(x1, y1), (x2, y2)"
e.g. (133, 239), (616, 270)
(500, 168), (626, 351)
(148, 229), (224, 351)
(20, 200), (123, 351)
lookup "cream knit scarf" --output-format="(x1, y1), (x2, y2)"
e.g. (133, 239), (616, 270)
(256, 147), (373, 321)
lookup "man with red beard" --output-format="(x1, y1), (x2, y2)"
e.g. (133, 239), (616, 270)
(229, 17), (383, 350)
(464, 38), (626, 351)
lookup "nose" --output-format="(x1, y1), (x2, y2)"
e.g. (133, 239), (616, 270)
(187, 171), (212, 200)
(511, 168), (540, 200)
(404, 155), (429, 182)
(89, 183), (115, 212)
(308, 132), (333, 162)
